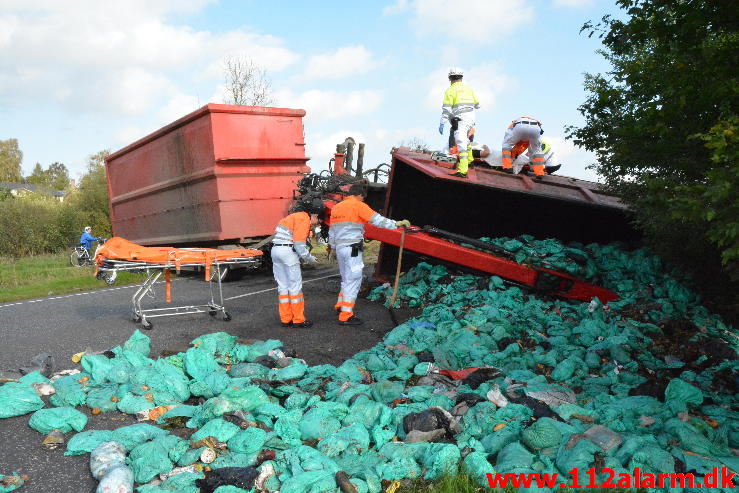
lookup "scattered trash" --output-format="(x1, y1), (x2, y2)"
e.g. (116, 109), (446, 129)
(485, 384), (509, 408)
(0, 473), (28, 492)
(41, 429), (65, 450)
(31, 381), (55, 397)
(19, 353), (55, 378)
(2, 236), (738, 491)
(90, 441), (134, 493)
(194, 466), (259, 493)
(583, 424), (622, 452)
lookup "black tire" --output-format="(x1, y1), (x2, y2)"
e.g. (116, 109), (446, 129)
(70, 250), (85, 267)
(222, 312), (232, 322)
(141, 318), (153, 330)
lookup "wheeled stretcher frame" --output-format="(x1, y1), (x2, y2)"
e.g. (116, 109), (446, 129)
(97, 255), (260, 330)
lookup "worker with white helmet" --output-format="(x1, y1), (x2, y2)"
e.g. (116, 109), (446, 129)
(439, 67), (479, 178)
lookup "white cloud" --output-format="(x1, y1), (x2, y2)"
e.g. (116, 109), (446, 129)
(0, 4), (298, 115)
(424, 62), (514, 112)
(552, 0), (593, 7)
(274, 89), (383, 122)
(302, 45), (379, 80)
(382, 0), (409, 16)
(388, 0), (534, 44)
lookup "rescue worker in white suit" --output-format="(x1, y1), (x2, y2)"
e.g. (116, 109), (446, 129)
(501, 116), (547, 177)
(329, 183), (411, 325)
(271, 202), (323, 328)
(472, 139), (562, 175)
(439, 67), (479, 178)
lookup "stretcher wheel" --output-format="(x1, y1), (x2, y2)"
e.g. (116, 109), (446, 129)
(222, 312), (232, 322)
(141, 318), (153, 330)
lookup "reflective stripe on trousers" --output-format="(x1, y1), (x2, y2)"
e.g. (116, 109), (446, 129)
(502, 124), (542, 171)
(271, 245), (305, 323)
(336, 244), (363, 321)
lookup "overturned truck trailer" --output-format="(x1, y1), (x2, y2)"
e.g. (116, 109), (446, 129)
(374, 148), (640, 280)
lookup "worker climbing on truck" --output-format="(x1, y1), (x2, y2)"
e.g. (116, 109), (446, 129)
(271, 201), (323, 328)
(501, 116), (547, 177)
(329, 183), (410, 325)
(439, 67), (479, 178)
(472, 139), (562, 175)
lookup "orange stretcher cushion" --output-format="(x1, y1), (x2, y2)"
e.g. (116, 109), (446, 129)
(95, 236), (263, 266)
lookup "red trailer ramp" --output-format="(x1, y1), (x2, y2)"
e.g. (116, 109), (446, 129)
(105, 104), (310, 246)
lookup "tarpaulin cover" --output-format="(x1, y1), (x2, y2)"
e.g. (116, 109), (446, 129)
(95, 236), (262, 267)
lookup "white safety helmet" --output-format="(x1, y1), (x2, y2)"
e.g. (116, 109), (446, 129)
(448, 67), (464, 78)
(84, 226), (92, 232)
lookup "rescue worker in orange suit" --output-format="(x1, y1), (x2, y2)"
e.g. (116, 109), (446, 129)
(501, 116), (546, 177)
(439, 67), (479, 178)
(329, 183), (410, 325)
(271, 203), (323, 328)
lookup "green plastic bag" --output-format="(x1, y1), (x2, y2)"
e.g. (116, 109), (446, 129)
(191, 332), (237, 355)
(28, 407), (87, 434)
(522, 418), (563, 450)
(318, 423), (370, 457)
(86, 384), (120, 412)
(64, 430), (115, 456)
(111, 423), (168, 452)
(227, 427), (268, 455)
(190, 418), (240, 443)
(123, 329), (151, 356)
(664, 378), (703, 414)
(116, 393), (154, 414)
(0, 382), (44, 418)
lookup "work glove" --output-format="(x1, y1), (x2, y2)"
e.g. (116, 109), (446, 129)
(305, 254), (318, 265)
(396, 219), (411, 228)
(438, 123), (444, 135)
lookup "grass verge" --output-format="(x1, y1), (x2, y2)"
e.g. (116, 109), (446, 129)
(0, 252), (140, 303)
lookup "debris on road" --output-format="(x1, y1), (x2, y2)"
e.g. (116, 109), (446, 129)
(0, 237), (737, 492)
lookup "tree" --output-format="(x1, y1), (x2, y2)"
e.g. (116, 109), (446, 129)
(46, 162), (71, 191)
(26, 163), (48, 187)
(0, 138), (23, 183)
(222, 56), (275, 106)
(567, 0), (739, 292)
(62, 150), (112, 239)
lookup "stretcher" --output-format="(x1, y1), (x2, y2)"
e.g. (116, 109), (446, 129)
(94, 237), (263, 329)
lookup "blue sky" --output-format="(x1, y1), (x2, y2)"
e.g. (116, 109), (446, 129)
(0, 0), (622, 182)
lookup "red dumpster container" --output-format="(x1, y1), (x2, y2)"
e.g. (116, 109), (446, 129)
(105, 104), (310, 246)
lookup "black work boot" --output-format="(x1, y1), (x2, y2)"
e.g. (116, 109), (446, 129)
(339, 316), (363, 326)
(280, 321), (293, 327)
(294, 320), (313, 328)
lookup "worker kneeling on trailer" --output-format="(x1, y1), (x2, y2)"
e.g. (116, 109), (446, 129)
(329, 183), (410, 326)
(502, 116), (546, 177)
(272, 202), (323, 328)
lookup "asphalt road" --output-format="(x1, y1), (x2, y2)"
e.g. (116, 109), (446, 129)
(0, 265), (416, 492)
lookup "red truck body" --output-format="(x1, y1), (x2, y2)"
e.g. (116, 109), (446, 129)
(105, 104), (310, 246)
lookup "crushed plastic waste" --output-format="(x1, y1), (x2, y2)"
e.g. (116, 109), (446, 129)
(1, 236), (737, 492)
(90, 441), (134, 493)
(19, 352), (55, 378)
(41, 429), (65, 450)
(0, 473), (28, 493)
(195, 467), (259, 493)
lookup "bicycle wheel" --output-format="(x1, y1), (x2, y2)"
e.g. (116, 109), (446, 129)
(70, 250), (85, 267)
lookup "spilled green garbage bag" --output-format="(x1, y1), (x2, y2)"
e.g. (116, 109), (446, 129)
(29, 407), (87, 434)
(0, 382), (44, 418)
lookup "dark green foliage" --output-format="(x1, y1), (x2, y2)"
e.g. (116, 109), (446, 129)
(567, 0), (739, 315)
(0, 150), (111, 257)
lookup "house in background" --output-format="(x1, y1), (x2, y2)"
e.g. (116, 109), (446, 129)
(0, 182), (68, 202)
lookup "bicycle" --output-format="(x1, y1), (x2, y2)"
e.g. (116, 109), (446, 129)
(69, 239), (107, 267)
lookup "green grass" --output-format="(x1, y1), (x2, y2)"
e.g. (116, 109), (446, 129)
(0, 252), (140, 303)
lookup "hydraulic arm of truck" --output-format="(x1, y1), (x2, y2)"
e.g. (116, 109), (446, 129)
(364, 223), (618, 304)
